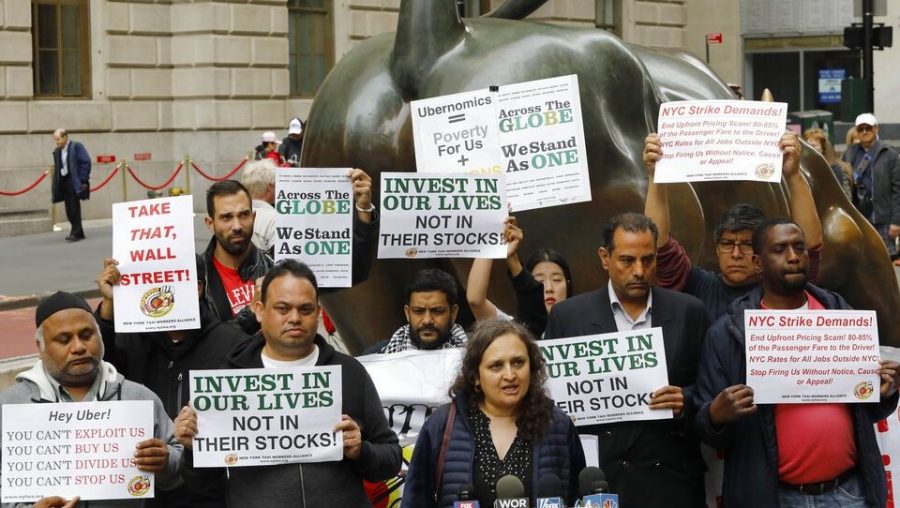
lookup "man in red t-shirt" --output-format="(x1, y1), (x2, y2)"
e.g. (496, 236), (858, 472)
(694, 218), (900, 508)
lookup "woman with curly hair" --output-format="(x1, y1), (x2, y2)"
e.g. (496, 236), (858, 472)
(401, 319), (585, 507)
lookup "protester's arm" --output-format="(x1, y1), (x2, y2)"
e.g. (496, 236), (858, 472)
(890, 154), (900, 236)
(347, 372), (402, 482)
(782, 132), (823, 250)
(75, 142), (91, 186)
(173, 406), (227, 492)
(95, 258), (128, 372)
(693, 328), (746, 449)
(341, 169), (379, 287)
(467, 258), (499, 321)
(510, 267), (547, 338)
(148, 397), (183, 491)
(350, 168), (375, 225)
(565, 418), (587, 505)
(643, 133), (670, 247)
(399, 414), (439, 508)
(871, 360), (900, 422)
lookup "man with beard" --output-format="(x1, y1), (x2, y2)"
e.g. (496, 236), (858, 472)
(544, 213), (710, 508)
(201, 172), (377, 334)
(0, 291), (182, 507)
(693, 218), (900, 507)
(364, 268), (468, 354)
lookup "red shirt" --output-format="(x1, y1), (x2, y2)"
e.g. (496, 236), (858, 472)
(212, 256), (255, 317)
(764, 292), (857, 484)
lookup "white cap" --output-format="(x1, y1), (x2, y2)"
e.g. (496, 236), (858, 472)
(261, 131), (280, 144)
(855, 113), (878, 127)
(288, 119), (303, 135)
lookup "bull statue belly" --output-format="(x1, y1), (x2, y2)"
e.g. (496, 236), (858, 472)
(301, 0), (900, 349)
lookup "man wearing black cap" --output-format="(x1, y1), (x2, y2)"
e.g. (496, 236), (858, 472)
(96, 256), (248, 507)
(0, 291), (183, 507)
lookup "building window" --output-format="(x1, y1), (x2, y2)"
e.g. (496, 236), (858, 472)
(32, 0), (91, 97)
(288, 0), (334, 98)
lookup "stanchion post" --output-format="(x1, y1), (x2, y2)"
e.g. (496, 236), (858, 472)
(48, 164), (59, 231)
(184, 154), (191, 194)
(119, 160), (128, 203)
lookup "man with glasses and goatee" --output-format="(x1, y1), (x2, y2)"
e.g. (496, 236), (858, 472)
(641, 131), (823, 320)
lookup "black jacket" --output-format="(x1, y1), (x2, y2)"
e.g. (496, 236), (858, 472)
(183, 334), (402, 507)
(842, 140), (900, 225)
(545, 286), (710, 508)
(97, 302), (249, 508)
(693, 284), (897, 508)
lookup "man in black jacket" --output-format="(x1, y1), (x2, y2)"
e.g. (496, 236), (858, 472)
(51, 128), (92, 241)
(693, 218), (900, 507)
(95, 254), (249, 508)
(544, 212), (710, 508)
(173, 260), (401, 507)
(201, 172), (378, 334)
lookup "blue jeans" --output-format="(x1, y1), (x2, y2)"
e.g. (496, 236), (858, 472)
(875, 223), (898, 257)
(777, 474), (870, 508)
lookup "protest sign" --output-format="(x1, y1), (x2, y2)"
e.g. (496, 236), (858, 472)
(539, 328), (672, 426)
(654, 100), (788, 183)
(378, 172), (507, 259)
(745, 310), (880, 403)
(359, 349), (461, 445)
(1, 401), (154, 502)
(111, 195), (200, 332)
(412, 75), (590, 211)
(495, 74), (591, 211)
(274, 169), (354, 287)
(189, 366), (343, 467)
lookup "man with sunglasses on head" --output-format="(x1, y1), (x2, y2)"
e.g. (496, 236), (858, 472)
(643, 131), (823, 320)
(841, 113), (900, 262)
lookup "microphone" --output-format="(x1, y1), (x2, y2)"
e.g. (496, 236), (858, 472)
(536, 473), (566, 508)
(454, 483), (480, 508)
(590, 481), (608, 494)
(577, 467), (605, 499)
(493, 475), (528, 508)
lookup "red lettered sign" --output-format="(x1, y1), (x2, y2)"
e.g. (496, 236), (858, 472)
(706, 32), (723, 44)
(96, 155), (116, 163)
(133, 153), (152, 161)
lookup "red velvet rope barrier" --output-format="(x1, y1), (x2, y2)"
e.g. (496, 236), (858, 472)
(0, 170), (49, 196)
(127, 163), (184, 191)
(190, 158), (247, 182)
(89, 166), (121, 192)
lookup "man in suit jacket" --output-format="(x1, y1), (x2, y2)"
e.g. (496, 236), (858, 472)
(545, 212), (710, 508)
(51, 128), (92, 241)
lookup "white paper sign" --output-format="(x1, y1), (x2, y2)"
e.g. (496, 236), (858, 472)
(377, 172), (507, 259)
(189, 366), (343, 467)
(1, 401), (154, 502)
(539, 328), (672, 426)
(111, 195), (200, 332)
(359, 349), (462, 445)
(274, 169), (354, 288)
(654, 100), (788, 183)
(745, 310), (880, 403)
(411, 75), (591, 211)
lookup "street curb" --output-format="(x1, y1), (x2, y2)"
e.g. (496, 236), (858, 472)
(0, 288), (101, 312)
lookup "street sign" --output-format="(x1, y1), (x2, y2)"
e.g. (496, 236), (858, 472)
(818, 69), (846, 104)
(96, 155), (116, 163)
(706, 32), (723, 45)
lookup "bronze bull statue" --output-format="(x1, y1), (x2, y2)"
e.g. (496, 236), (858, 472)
(302, 0), (900, 349)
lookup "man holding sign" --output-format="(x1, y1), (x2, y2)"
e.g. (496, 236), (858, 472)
(544, 213), (710, 507)
(174, 260), (401, 507)
(694, 218), (900, 507)
(0, 292), (183, 507)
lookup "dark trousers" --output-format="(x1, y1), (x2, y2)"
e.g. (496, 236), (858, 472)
(61, 175), (84, 238)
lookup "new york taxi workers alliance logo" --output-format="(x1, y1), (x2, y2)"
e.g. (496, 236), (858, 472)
(140, 286), (175, 318)
(128, 475), (151, 496)
(224, 453), (239, 466)
(854, 380), (875, 400)
(754, 163), (775, 179)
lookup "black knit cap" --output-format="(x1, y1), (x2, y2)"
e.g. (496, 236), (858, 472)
(35, 291), (93, 328)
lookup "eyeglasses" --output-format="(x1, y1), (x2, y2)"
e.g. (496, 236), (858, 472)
(856, 125), (875, 133)
(717, 240), (753, 254)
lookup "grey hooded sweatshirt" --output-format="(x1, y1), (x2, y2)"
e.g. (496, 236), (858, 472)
(0, 360), (183, 507)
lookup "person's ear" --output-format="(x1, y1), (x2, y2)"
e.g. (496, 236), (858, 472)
(450, 304), (459, 323)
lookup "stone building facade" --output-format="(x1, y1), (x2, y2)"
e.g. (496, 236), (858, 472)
(0, 0), (740, 219)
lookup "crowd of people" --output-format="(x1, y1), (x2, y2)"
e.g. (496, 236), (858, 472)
(5, 117), (900, 507)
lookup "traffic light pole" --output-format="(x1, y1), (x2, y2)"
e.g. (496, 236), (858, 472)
(862, 0), (874, 111)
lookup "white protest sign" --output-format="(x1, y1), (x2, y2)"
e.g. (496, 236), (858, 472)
(1, 401), (154, 502)
(189, 366), (343, 467)
(654, 100), (788, 183)
(412, 75), (591, 211)
(745, 310), (880, 403)
(539, 328), (672, 426)
(411, 88), (501, 175)
(378, 172), (507, 259)
(111, 195), (200, 332)
(359, 349), (461, 445)
(494, 74), (591, 211)
(274, 169), (354, 287)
